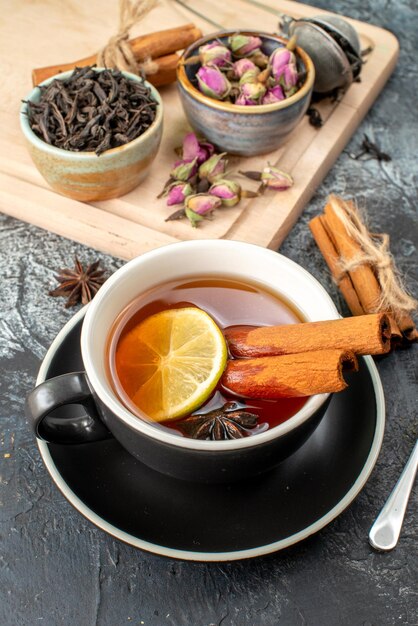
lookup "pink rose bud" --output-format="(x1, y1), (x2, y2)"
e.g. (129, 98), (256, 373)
(182, 133), (215, 164)
(233, 58), (257, 78)
(240, 81), (266, 101)
(270, 47), (291, 77)
(196, 66), (231, 100)
(198, 153), (228, 183)
(238, 68), (260, 86)
(270, 47), (298, 88)
(262, 85), (285, 104)
(199, 140), (215, 159)
(229, 35), (262, 57)
(170, 158), (198, 181)
(185, 193), (222, 214)
(209, 179), (241, 207)
(199, 42), (232, 67)
(184, 194), (222, 226)
(261, 165), (294, 190)
(166, 181), (194, 206)
(235, 94), (257, 106)
(283, 63), (299, 90)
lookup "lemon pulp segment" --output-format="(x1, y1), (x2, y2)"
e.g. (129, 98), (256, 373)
(116, 307), (227, 421)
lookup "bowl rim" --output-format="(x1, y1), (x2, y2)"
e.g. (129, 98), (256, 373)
(177, 29), (315, 114)
(20, 68), (163, 159)
(81, 240), (338, 452)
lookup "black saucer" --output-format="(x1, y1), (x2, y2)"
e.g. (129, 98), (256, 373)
(36, 308), (385, 561)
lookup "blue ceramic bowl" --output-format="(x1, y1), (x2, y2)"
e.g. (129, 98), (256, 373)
(177, 30), (315, 156)
(20, 69), (163, 201)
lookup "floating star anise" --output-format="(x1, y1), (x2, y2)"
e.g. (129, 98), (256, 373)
(49, 257), (107, 308)
(175, 402), (259, 441)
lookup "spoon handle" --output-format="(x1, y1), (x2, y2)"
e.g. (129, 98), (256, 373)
(369, 440), (418, 551)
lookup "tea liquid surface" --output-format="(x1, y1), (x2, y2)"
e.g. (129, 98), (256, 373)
(108, 277), (307, 436)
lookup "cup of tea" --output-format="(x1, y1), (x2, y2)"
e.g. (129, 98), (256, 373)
(26, 240), (340, 482)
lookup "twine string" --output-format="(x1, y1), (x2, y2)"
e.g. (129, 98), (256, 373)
(97, 0), (159, 75)
(330, 195), (418, 320)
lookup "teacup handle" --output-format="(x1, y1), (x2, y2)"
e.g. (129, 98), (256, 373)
(25, 372), (111, 444)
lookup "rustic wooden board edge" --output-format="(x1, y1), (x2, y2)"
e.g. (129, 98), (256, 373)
(0, 171), (179, 259)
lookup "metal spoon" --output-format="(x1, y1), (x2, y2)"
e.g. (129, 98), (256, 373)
(369, 440), (418, 551)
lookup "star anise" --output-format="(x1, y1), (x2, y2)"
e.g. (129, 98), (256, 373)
(348, 133), (392, 162)
(175, 402), (259, 441)
(48, 257), (107, 308)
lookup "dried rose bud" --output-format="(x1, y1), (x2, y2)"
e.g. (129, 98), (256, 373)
(270, 47), (298, 89)
(232, 58), (258, 78)
(229, 34), (262, 57)
(196, 66), (231, 100)
(186, 193), (222, 214)
(283, 64), (299, 90)
(209, 179), (241, 207)
(185, 193), (222, 226)
(235, 94), (257, 106)
(249, 50), (269, 68)
(262, 85), (285, 104)
(261, 165), (294, 190)
(229, 84), (241, 101)
(182, 132), (214, 164)
(198, 152), (228, 183)
(199, 140), (215, 160)
(238, 68), (260, 85)
(166, 181), (194, 206)
(199, 41), (232, 67)
(240, 81), (266, 101)
(270, 47), (291, 76)
(170, 158), (198, 181)
(185, 207), (203, 228)
(284, 84), (298, 98)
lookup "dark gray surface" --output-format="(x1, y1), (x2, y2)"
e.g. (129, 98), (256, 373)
(1, 1), (417, 624)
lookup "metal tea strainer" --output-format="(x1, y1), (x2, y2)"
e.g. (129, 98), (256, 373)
(284, 14), (363, 93)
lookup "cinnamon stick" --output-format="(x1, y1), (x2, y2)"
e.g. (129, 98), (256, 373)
(144, 53), (179, 86)
(311, 202), (403, 342)
(221, 350), (358, 399)
(31, 24), (201, 86)
(323, 200), (383, 315)
(309, 215), (364, 316)
(225, 313), (391, 358)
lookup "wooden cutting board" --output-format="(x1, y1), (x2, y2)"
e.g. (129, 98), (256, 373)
(0, 0), (398, 260)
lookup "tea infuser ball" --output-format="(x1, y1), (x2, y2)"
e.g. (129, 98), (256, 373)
(282, 14), (363, 93)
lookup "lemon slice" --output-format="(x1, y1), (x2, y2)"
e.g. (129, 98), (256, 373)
(116, 307), (227, 422)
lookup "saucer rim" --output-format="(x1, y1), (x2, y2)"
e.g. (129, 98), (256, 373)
(36, 306), (385, 562)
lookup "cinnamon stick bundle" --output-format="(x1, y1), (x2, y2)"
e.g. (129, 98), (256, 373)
(32, 24), (202, 86)
(309, 214), (364, 317)
(221, 350), (358, 399)
(309, 196), (418, 346)
(225, 313), (391, 358)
